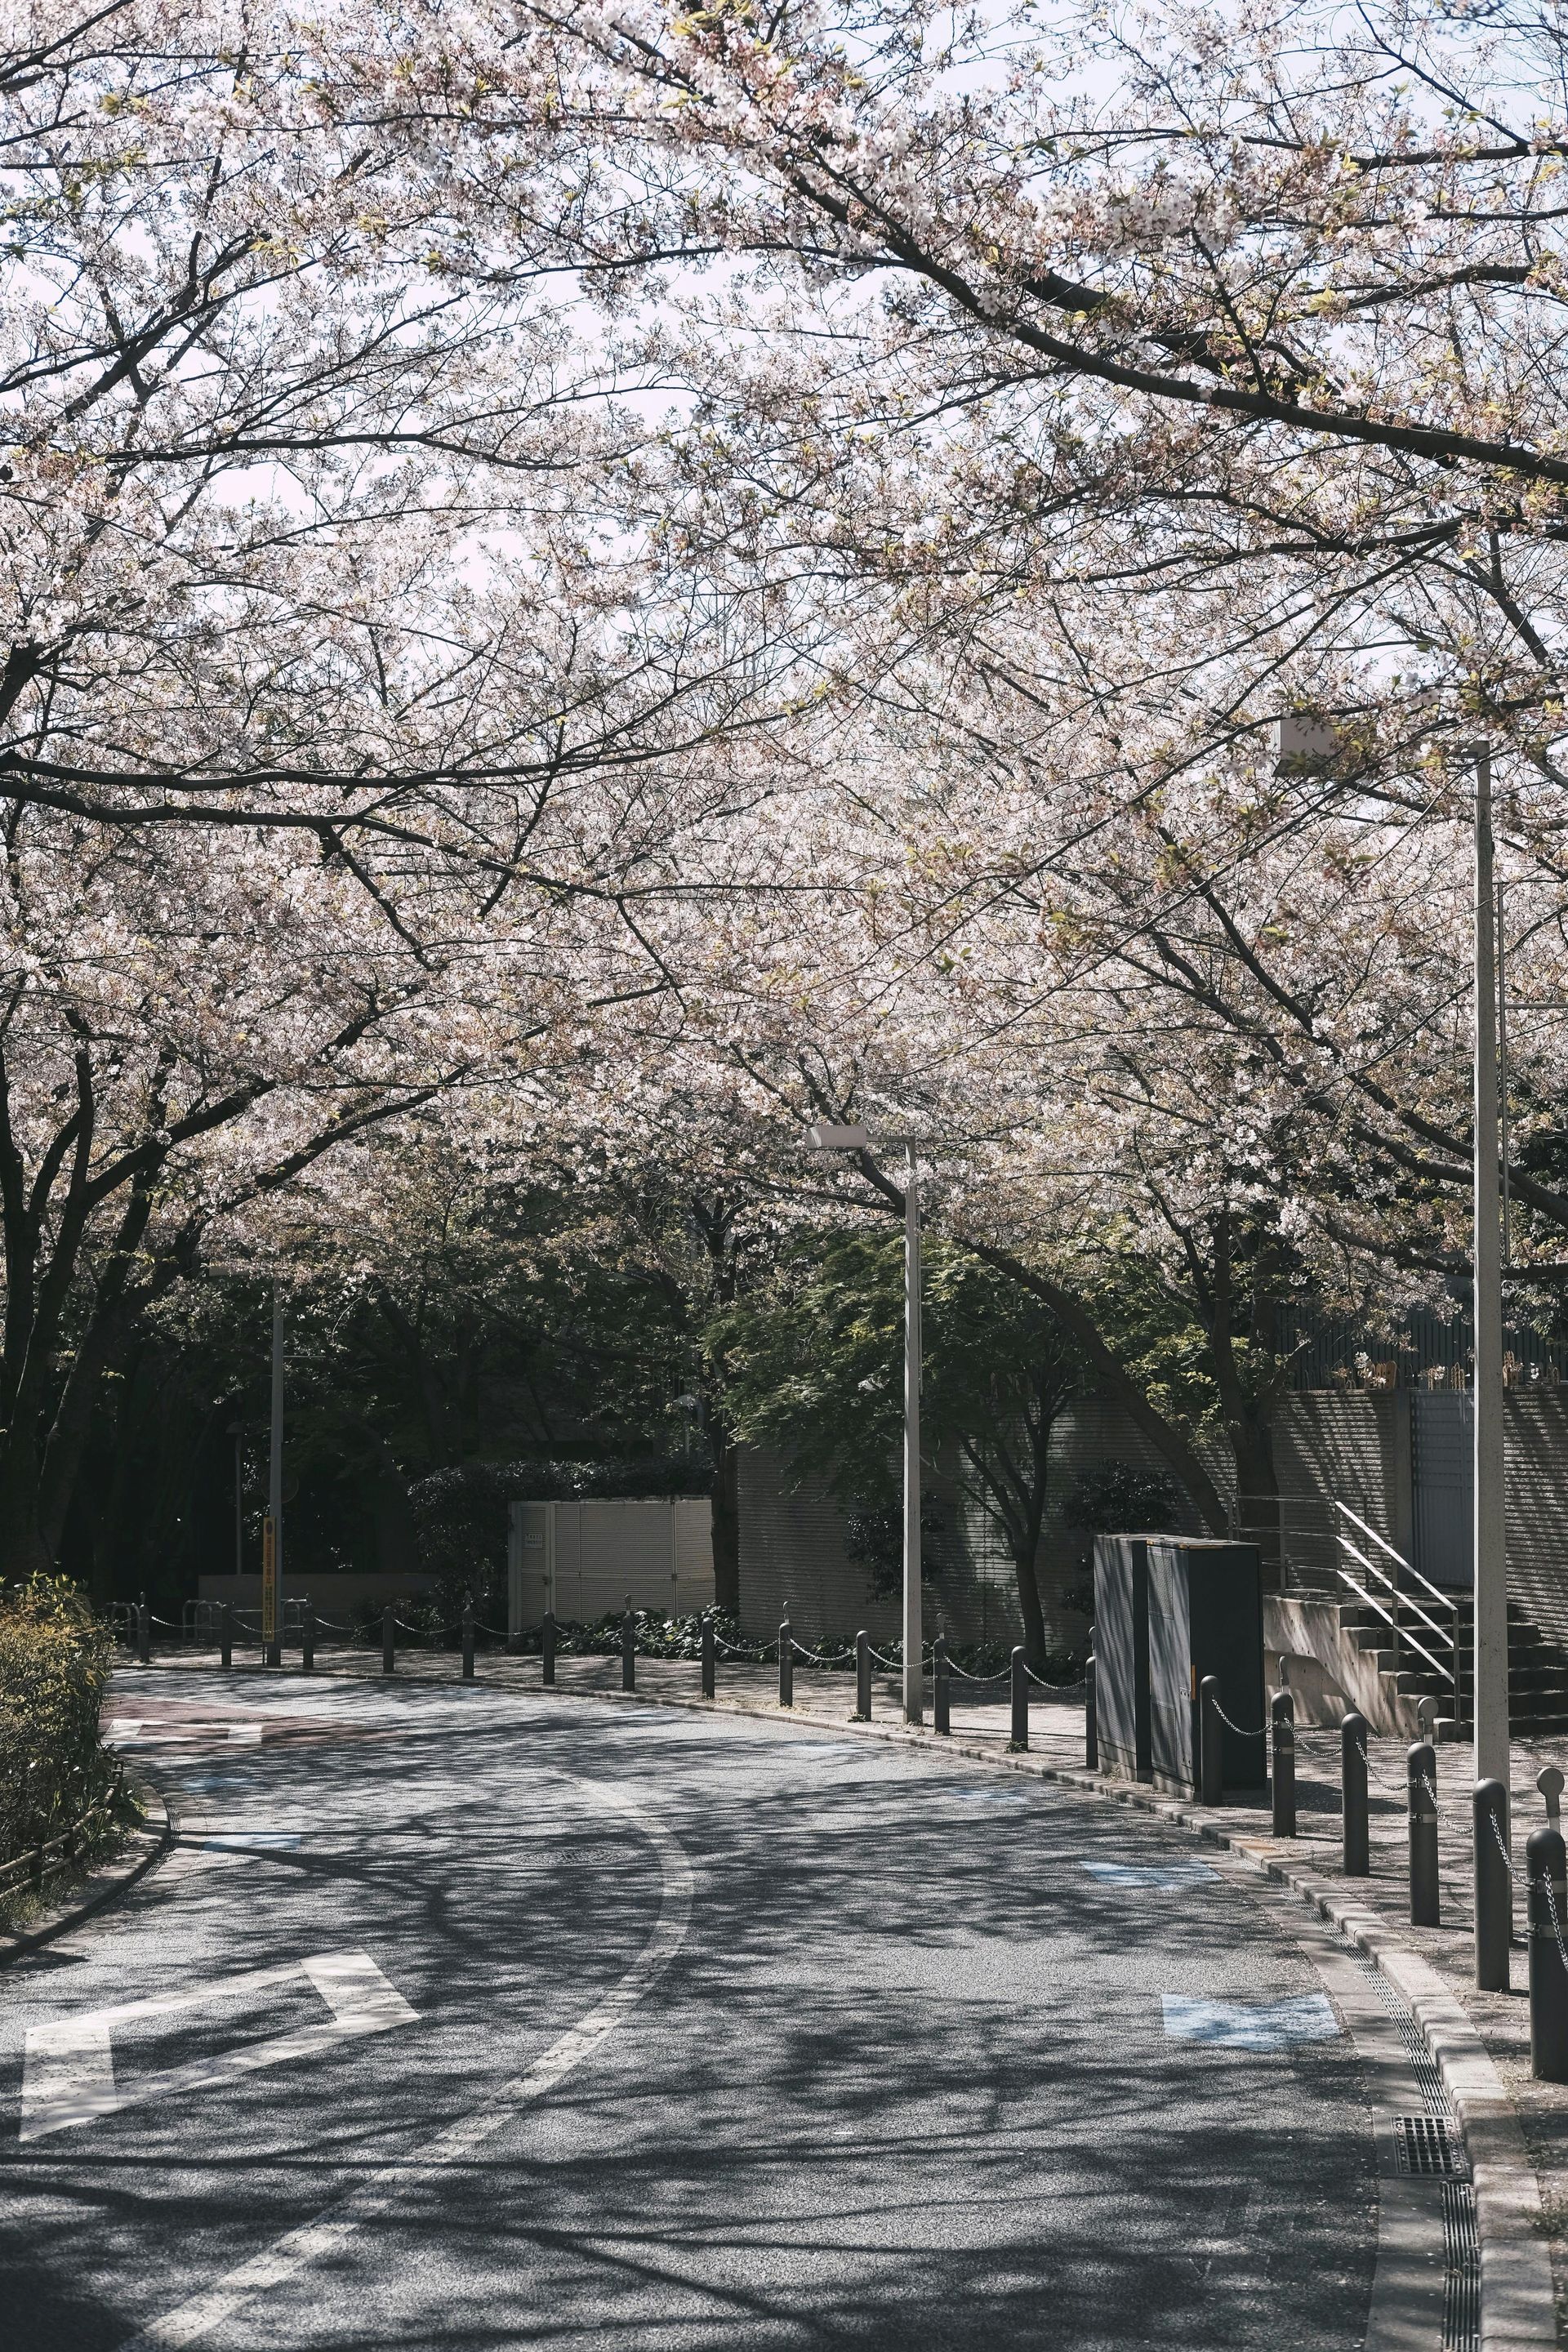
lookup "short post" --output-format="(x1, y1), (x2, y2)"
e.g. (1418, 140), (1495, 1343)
(461, 1596), (474, 1682)
(1474, 1777), (1512, 1992)
(855, 1630), (871, 1722)
(1528, 1822), (1568, 2082)
(1408, 1740), (1440, 1926)
(778, 1618), (793, 1708)
(621, 1600), (635, 1694)
(302, 1603), (315, 1675)
(1009, 1646), (1028, 1750)
(220, 1602), (233, 1673)
(1342, 1711), (1370, 1877)
(933, 1634), (950, 1735)
(1085, 1650), (1098, 1771)
(1200, 1676), (1223, 1805)
(541, 1608), (556, 1686)
(701, 1608), (715, 1699)
(1272, 1688), (1296, 1838)
(137, 1594), (150, 1667)
(382, 1603), (395, 1676)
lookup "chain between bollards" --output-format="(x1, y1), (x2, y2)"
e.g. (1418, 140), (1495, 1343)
(1341, 1711), (1370, 1877)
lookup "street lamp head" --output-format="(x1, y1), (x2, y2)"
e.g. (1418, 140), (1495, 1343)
(805, 1122), (873, 1152)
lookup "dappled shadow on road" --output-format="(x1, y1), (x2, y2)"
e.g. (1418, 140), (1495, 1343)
(2, 1686), (1374, 2352)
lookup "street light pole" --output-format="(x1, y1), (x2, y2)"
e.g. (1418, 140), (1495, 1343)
(902, 1138), (924, 1726)
(264, 1288), (283, 1668)
(1473, 746), (1510, 1797)
(807, 1121), (923, 1724)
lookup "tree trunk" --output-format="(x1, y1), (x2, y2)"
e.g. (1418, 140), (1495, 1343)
(710, 1433), (740, 1617)
(0, 1425), (51, 1581)
(1012, 1533), (1049, 1670)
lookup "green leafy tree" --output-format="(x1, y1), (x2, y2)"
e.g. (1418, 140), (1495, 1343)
(715, 1231), (1083, 1664)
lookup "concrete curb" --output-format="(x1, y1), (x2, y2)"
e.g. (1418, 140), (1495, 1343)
(552, 1676), (1560, 2352)
(0, 1773), (171, 1970)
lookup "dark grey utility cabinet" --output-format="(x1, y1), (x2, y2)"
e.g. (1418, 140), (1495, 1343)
(1146, 1537), (1266, 1797)
(1093, 1535), (1154, 1782)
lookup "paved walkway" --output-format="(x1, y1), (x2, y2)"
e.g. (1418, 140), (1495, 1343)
(129, 1641), (1568, 2339)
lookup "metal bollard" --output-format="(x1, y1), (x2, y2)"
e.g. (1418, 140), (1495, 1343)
(1200, 1676), (1223, 1805)
(702, 1609), (715, 1699)
(778, 1619), (793, 1708)
(1408, 1740), (1440, 1926)
(461, 1597), (474, 1682)
(382, 1604), (395, 1676)
(933, 1635), (950, 1735)
(1342, 1712), (1370, 1876)
(1272, 1688), (1296, 1838)
(220, 1601), (233, 1673)
(1009, 1647), (1028, 1750)
(137, 1595), (150, 1667)
(1085, 1651), (1098, 1771)
(855, 1630), (871, 1722)
(302, 1604), (315, 1675)
(621, 1601), (635, 1693)
(541, 1609), (556, 1687)
(1528, 1823), (1568, 2081)
(1474, 1777), (1512, 1992)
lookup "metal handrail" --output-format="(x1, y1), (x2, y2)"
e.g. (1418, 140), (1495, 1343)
(1337, 1532), (1457, 1662)
(1333, 1499), (1457, 1617)
(1336, 1569), (1454, 1686)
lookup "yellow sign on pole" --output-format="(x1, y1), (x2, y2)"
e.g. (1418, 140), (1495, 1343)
(262, 1516), (277, 1646)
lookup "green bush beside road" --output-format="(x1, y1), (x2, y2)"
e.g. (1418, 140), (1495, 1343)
(0, 1576), (118, 1871)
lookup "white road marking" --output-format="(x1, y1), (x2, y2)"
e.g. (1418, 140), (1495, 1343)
(20, 2016), (118, 2140)
(103, 1725), (263, 1748)
(20, 1953), (416, 2144)
(117, 1784), (695, 2351)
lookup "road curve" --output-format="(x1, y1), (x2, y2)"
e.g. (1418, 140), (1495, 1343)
(0, 1670), (1397, 2350)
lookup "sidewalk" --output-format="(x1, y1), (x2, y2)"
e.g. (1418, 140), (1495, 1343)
(124, 1641), (1568, 2337)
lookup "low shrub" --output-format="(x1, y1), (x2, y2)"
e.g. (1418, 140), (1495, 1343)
(0, 1575), (116, 1868)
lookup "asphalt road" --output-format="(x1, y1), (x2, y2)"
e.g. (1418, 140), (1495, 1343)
(1, 1670), (1401, 2351)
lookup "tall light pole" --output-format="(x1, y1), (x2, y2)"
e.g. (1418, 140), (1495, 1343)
(265, 1287), (283, 1668)
(807, 1123), (924, 1725)
(1473, 746), (1510, 1797)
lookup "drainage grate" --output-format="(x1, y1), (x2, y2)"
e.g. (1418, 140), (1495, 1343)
(1394, 2114), (1469, 2177)
(1442, 2180), (1481, 2352)
(1345, 1940), (1480, 2352)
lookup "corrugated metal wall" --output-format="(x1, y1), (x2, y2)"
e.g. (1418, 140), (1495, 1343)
(736, 1396), (1568, 1654)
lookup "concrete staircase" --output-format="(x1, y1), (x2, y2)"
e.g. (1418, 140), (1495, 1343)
(1337, 1594), (1568, 1739)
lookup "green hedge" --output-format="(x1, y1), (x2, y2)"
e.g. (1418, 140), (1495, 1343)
(0, 1576), (114, 1868)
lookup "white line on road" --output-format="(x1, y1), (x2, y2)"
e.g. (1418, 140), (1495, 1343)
(116, 1783), (695, 2352)
(21, 1953), (416, 2144)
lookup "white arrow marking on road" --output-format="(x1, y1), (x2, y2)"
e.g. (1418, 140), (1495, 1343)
(117, 1783), (695, 2351)
(20, 1953), (416, 2144)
